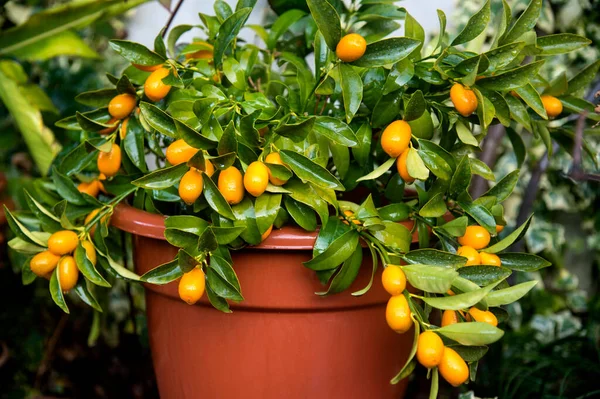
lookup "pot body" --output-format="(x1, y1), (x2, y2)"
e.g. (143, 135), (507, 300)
(114, 205), (414, 399)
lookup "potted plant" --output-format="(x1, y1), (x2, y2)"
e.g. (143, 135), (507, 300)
(5, 0), (597, 397)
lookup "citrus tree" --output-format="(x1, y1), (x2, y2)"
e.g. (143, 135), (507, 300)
(4, 0), (597, 394)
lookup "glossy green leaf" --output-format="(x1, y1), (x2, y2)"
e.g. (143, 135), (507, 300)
(50, 267), (69, 313)
(356, 157), (395, 182)
(255, 193), (282, 234)
(318, 245), (362, 295)
(109, 39), (165, 65)
(165, 215), (210, 235)
(420, 281), (499, 310)
(378, 203), (410, 222)
(74, 280), (102, 312)
(223, 57), (246, 90)
(482, 170), (519, 202)
(484, 215), (532, 254)
(284, 196), (317, 231)
(383, 58), (414, 95)
(175, 119), (218, 150)
(140, 259), (182, 284)
(267, 9), (307, 49)
(371, 221), (411, 253)
(514, 84), (547, 119)
(280, 150), (344, 190)
(486, 280), (537, 307)
(403, 10), (424, 59)
(132, 163), (187, 189)
(449, 156), (471, 199)
(476, 61), (544, 91)
(213, 8), (252, 67)
(351, 38), (421, 68)
(437, 322), (504, 346)
(313, 116), (358, 147)
(469, 158), (495, 181)
(203, 173), (236, 220)
(75, 243), (111, 287)
(500, 0), (542, 45)
(403, 90), (426, 121)
(437, 217), (468, 238)
(565, 60), (600, 95)
(402, 264), (458, 293)
(404, 249), (466, 267)
(458, 266), (511, 286)
(304, 230), (358, 271)
(451, 0), (490, 46)
(419, 193), (447, 218)
(139, 102), (177, 138)
(498, 253), (551, 272)
(390, 318), (419, 384)
(406, 148), (429, 180)
(458, 201), (496, 234)
(536, 33), (590, 55)
(339, 64), (363, 123)
(274, 117), (315, 142)
(306, 0), (341, 52)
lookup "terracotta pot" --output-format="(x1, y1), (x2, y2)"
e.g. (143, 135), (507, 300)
(111, 204), (417, 399)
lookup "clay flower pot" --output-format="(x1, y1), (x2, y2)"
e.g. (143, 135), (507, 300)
(111, 204), (418, 399)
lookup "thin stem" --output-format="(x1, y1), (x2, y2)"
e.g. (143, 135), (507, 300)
(162, 0), (185, 38)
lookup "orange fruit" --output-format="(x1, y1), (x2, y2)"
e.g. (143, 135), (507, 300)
(416, 331), (445, 368)
(218, 166), (244, 205)
(396, 148), (415, 183)
(382, 265), (406, 296)
(81, 240), (97, 266)
(342, 210), (361, 225)
(99, 117), (118, 135)
(381, 120), (412, 158)
(264, 152), (288, 186)
(85, 209), (109, 235)
(336, 33), (367, 62)
(120, 117), (129, 139)
(441, 309), (460, 327)
(261, 225), (273, 241)
(30, 250), (61, 277)
(243, 161), (269, 197)
(457, 245), (481, 266)
(57, 256), (79, 292)
(386, 294), (412, 333)
(108, 93), (137, 120)
(185, 41), (214, 60)
(439, 347), (469, 387)
(450, 83), (478, 117)
(495, 224), (504, 233)
(479, 252), (501, 266)
(144, 67), (172, 102)
(179, 168), (204, 205)
(458, 225), (490, 250)
(178, 267), (206, 305)
(78, 180), (101, 198)
(97, 143), (122, 177)
(133, 63), (162, 72)
(48, 230), (79, 256)
(204, 159), (215, 177)
(541, 94), (563, 118)
(468, 307), (498, 327)
(166, 139), (198, 165)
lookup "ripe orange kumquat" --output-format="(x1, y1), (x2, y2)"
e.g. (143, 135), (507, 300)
(243, 161), (269, 197)
(457, 245), (481, 266)
(78, 181), (101, 198)
(264, 152), (288, 186)
(108, 93), (137, 120)
(261, 225), (273, 241)
(48, 230), (79, 256)
(185, 41), (214, 60)
(218, 166), (244, 205)
(439, 347), (469, 387)
(58, 256), (79, 292)
(495, 224), (504, 233)
(81, 240), (97, 266)
(450, 83), (478, 117)
(144, 67), (172, 102)
(396, 149), (415, 183)
(166, 139), (199, 165)
(468, 307), (498, 327)
(416, 331), (445, 368)
(382, 265), (406, 296)
(441, 309), (459, 327)
(458, 225), (491, 250)
(133, 63), (162, 72)
(385, 294), (412, 333)
(97, 143), (122, 177)
(179, 168), (204, 205)
(335, 33), (367, 62)
(30, 251), (61, 277)
(541, 94), (563, 118)
(178, 267), (206, 305)
(381, 120), (412, 158)
(479, 252), (501, 266)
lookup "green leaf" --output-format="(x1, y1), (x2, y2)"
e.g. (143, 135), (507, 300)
(437, 217), (468, 238)
(403, 10), (424, 59)
(274, 117), (315, 142)
(514, 84), (547, 119)
(451, 0), (490, 46)
(123, 117), (147, 172)
(210, 256), (242, 299)
(448, 345), (488, 362)
(565, 60), (600, 95)
(75, 88), (118, 107)
(469, 158), (495, 181)
(75, 243), (111, 287)
(74, 280), (102, 312)
(313, 218), (351, 257)
(285, 180), (330, 227)
(458, 201), (496, 234)
(486, 280), (537, 307)
(476, 60), (544, 91)
(421, 281), (499, 310)
(390, 316), (419, 384)
(10, 30), (98, 60)
(356, 157), (395, 182)
(132, 163), (188, 189)
(284, 196), (317, 231)
(536, 33), (590, 55)
(212, 226), (245, 245)
(501, 0), (542, 45)
(109, 39), (165, 66)
(371, 221), (411, 253)
(378, 203), (409, 222)
(402, 264), (458, 294)
(223, 57), (246, 90)
(175, 119), (218, 150)
(406, 148), (429, 180)
(403, 90), (426, 121)
(203, 173), (236, 220)
(213, 8), (252, 67)
(498, 253), (551, 272)
(458, 266), (511, 286)
(165, 215), (210, 235)
(50, 267), (69, 314)
(280, 150), (344, 190)
(449, 156), (471, 199)
(339, 64), (363, 123)
(139, 102), (177, 138)
(0, 68), (60, 175)
(306, 0), (342, 52)
(383, 58), (414, 95)
(167, 24), (193, 57)
(484, 215), (532, 254)
(313, 116), (358, 147)
(404, 249), (466, 267)
(303, 230), (359, 271)
(419, 193), (447, 218)
(3, 206), (47, 247)
(482, 170), (519, 202)
(267, 9), (307, 49)
(52, 166), (92, 206)
(23, 190), (61, 232)
(254, 193), (282, 234)
(352, 123), (372, 167)
(351, 38), (421, 68)
(140, 260), (182, 284)
(205, 283), (231, 313)
(436, 322), (504, 346)
(455, 121), (479, 147)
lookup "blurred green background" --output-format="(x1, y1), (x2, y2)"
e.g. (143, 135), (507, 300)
(0, 0), (598, 398)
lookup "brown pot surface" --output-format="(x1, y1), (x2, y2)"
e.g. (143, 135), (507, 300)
(112, 204), (415, 399)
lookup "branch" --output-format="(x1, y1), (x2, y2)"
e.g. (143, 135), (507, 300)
(161, 0), (185, 38)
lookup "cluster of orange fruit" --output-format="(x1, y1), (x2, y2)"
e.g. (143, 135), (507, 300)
(29, 231), (96, 292)
(456, 225), (502, 267)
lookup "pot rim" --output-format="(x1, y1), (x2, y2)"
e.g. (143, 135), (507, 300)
(111, 203), (418, 250)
